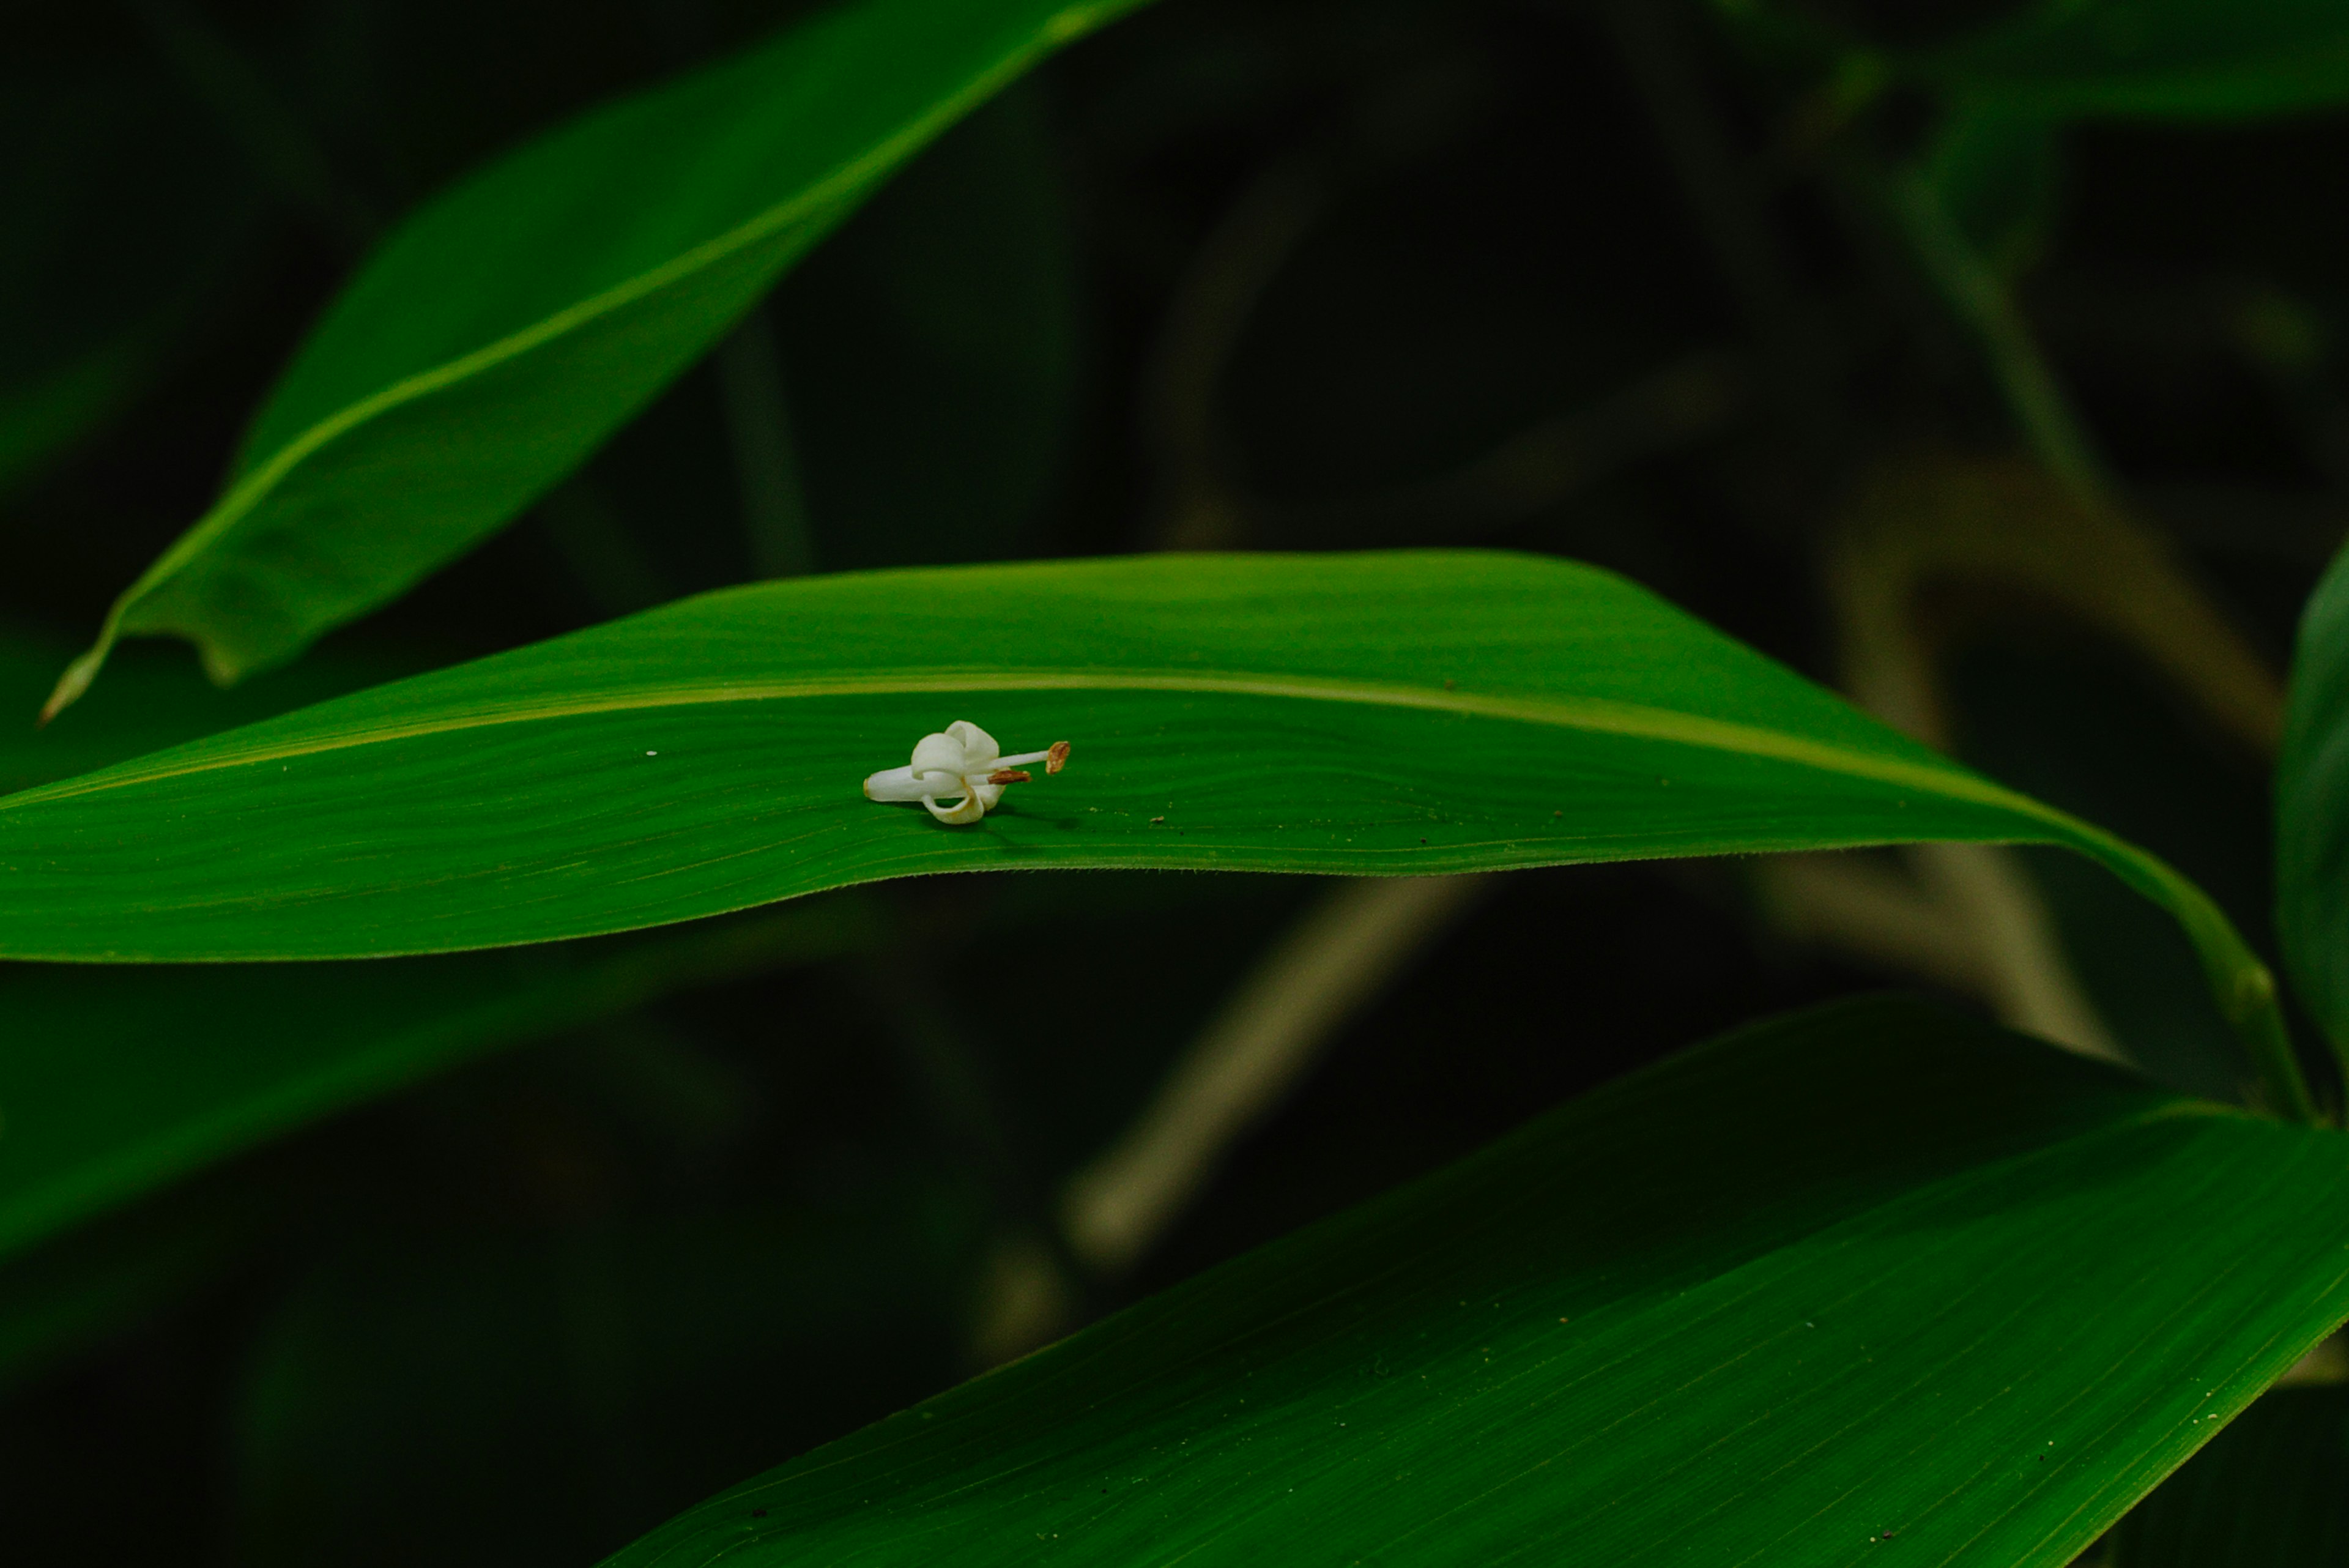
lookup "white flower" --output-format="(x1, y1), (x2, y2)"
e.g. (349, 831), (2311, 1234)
(863, 720), (1069, 825)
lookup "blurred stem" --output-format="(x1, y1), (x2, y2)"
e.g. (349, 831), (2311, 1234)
(1061, 874), (1492, 1276)
(554, 1227), (653, 1537)
(1814, 451), (2317, 1112)
(714, 305), (816, 578)
(1143, 147), (1327, 549)
(1603, 0), (1796, 338)
(853, 940), (1088, 1363)
(135, 0), (377, 250)
(1890, 172), (2110, 510)
(1600, 0), (1835, 453)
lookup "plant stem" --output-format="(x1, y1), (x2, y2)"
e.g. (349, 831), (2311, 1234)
(1890, 171), (2110, 510)
(714, 305), (816, 578)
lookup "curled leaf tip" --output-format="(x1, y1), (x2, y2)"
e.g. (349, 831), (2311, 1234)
(38, 645), (107, 728)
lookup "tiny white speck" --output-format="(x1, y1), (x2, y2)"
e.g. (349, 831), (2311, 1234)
(646, 751), (657, 756)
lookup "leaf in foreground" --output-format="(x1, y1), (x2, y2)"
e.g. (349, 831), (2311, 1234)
(46, 0), (1142, 716)
(605, 995), (2349, 1567)
(0, 551), (2305, 1110)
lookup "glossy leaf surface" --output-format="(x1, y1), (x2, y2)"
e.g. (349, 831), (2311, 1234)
(607, 996), (2349, 1567)
(0, 552), (2298, 1101)
(51, 0), (1140, 712)
(1913, 0), (2349, 120)
(0, 630), (863, 1265)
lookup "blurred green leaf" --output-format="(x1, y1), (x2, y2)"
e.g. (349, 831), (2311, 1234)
(236, 1197), (983, 1568)
(610, 995), (2349, 1567)
(2278, 540), (2349, 1082)
(0, 551), (2303, 1108)
(0, 1181), (267, 1389)
(0, 902), (872, 1268)
(2113, 1384), (2349, 1563)
(1913, 0), (2349, 120)
(0, 630), (406, 794)
(779, 80), (1079, 571)
(1919, 103), (2064, 278)
(49, 0), (1144, 716)
(0, 58), (265, 498)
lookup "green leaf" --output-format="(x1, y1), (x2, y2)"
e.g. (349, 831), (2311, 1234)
(0, 628), (869, 1268)
(0, 551), (2307, 1113)
(779, 80), (1080, 572)
(0, 902), (870, 1267)
(45, 0), (1143, 718)
(234, 1196), (985, 1567)
(0, 631), (406, 796)
(1912, 0), (2349, 120)
(1918, 103), (2064, 278)
(605, 995), (2349, 1567)
(0, 56), (265, 497)
(2279, 540), (2349, 1091)
(0, 1180), (269, 1389)
(2113, 1384), (2349, 1564)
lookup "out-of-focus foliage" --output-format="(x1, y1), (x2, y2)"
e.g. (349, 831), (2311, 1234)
(42, 0), (1133, 714)
(2279, 542), (2349, 1058)
(615, 997), (2349, 1568)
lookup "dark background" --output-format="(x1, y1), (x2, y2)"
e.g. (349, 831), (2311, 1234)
(0, 0), (2329, 1560)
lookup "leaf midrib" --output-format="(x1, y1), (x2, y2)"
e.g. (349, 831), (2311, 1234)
(0, 666), (2042, 820)
(116, 5), (1115, 612)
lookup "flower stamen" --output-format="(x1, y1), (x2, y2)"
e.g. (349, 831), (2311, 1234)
(863, 721), (1071, 825)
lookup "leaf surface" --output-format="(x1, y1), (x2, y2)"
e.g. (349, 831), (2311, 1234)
(49, 0), (1139, 713)
(605, 995), (2349, 1568)
(0, 630), (865, 1265)
(0, 551), (2303, 1105)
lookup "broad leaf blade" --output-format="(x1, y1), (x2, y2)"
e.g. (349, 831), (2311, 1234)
(50, 0), (1140, 713)
(604, 995), (2349, 1567)
(0, 630), (865, 1266)
(1912, 0), (2349, 120)
(0, 551), (2299, 1105)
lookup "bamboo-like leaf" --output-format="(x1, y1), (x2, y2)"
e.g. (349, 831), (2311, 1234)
(0, 631), (865, 1267)
(605, 995), (2349, 1567)
(45, 0), (1141, 717)
(0, 551), (2309, 1112)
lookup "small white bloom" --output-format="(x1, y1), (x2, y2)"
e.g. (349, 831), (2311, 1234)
(863, 720), (1069, 825)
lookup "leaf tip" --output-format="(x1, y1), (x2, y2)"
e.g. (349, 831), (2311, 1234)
(37, 645), (107, 727)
